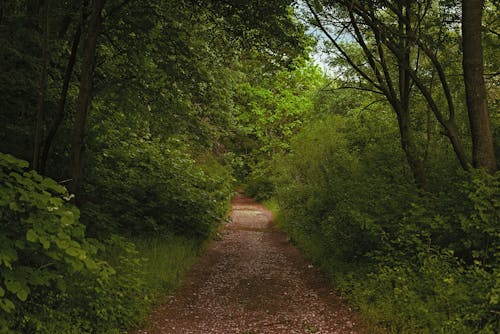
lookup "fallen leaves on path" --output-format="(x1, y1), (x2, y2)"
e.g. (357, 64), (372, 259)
(132, 195), (365, 334)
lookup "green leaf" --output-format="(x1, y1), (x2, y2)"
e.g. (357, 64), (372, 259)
(55, 239), (70, 250)
(83, 258), (99, 271)
(26, 229), (38, 242)
(0, 297), (15, 313)
(60, 212), (75, 226)
(8, 201), (23, 212)
(39, 236), (51, 249)
(56, 278), (67, 292)
(0, 244), (17, 268)
(16, 287), (29, 301)
(5, 278), (23, 296)
(65, 247), (82, 257)
(0, 152), (29, 169)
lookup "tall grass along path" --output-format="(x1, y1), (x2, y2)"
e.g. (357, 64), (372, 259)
(132, 194), (365, 333)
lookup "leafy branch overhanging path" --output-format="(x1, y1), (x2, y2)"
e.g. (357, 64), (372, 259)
(133, 194), (365, 334)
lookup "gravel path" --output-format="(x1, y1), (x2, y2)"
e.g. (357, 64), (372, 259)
(133, 194), (365, 334)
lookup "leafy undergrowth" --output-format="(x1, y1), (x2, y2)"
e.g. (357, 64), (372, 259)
(0, 152), (224, 333)
(5, 234), (200, 334)
(268, 115), (499, 333)
(275, 208), (499, 334)
(132, 235), (200, 302)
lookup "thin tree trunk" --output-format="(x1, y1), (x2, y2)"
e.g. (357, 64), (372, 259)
(423, 72), (436, 164)
(40, 24), (82, 174)
(397, 107), (426, 189)
(70, 0), (104, 196)
(398, 2), (426, 188)
(32, 0), (49, 171)
(462, 0), (497, 173)
(350, 0), (471, 170)
(0, 0), (4, 25)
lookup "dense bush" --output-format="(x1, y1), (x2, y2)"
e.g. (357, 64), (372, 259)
(273, 114), (500, 333)
(82, 128), (233, 238)
(0, 152), (109, 332)
(244, 160), (275, 201)
(0, 153), (212, 333)
(275, 114), (415, 260)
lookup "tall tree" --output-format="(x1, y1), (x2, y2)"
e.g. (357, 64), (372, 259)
(40, 23), (82, 174)
(305, 1), (430, 187)
(462, 0), (497, 173)
(32, 0), (50, 171)
(305, 0), (473, 186)
(70, 0), (104, 196)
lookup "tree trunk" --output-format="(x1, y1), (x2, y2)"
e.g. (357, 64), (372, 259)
(40, 24), (82, 174)
(0, 0), (4, 25)
(32, 0), (49, 171)
(398, 2), (426, 189)
(69, 0), (104, 196)
(397, 107), (427, 189)
(462, 0), (497, 173)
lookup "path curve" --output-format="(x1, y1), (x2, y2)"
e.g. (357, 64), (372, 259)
(133, 194), (364, 334)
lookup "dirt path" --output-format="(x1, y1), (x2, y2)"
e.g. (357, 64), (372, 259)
(133, 194), (365, 334)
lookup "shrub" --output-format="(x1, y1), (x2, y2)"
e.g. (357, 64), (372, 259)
(82, 136), (233, 238)
(0, 152), (108, 332)
(274, 114), (414, 262)
(272, 113), (500, 332)
(244, 160), (275, 201)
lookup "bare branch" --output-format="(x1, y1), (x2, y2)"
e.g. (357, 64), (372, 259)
(305, 0), (384, 92)
(335, 85), (385, 95)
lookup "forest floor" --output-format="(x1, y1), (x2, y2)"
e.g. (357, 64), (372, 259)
(131, 194), (365, 334)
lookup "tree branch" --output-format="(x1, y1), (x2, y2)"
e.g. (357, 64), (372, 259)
(305, 0), (384, 92)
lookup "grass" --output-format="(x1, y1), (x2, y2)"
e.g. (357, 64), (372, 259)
(262, 198), (280, 219)
(93, 234), (203, 333)
(133, 234), (200, 298)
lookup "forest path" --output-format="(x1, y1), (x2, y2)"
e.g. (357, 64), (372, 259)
(133, 194), (364, 334)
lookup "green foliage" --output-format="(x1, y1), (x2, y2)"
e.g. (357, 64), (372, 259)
(1, 0), (497, 332)
(272, 111), (500, 332)
(82, 126), (233, 237)
(12, 236), (137, 334)
(64, 234), (199, 333)
(8, 234), (200, 334)
(0, 152), (108, 331)
(245, 161), (276, 201)
(227, 62), (323, 185)
(0, 153), (205, 333)
(0, 0), (313, 332)
(133, 235), (200, 296)
(460, 169), (500, 266)
(275, 112), (414, 261)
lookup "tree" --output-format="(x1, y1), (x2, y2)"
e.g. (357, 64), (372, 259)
(304, 0), (474, 188)
(39, 21), (82, 174)
(69, 0), (104, 196)
(462, 0), (497, 173)
(0, 0), (311, 198)
(32, 0), (50, 172)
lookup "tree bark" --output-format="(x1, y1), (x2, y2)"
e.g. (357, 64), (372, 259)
(0, 0), (4, 25)
(70, 0), (104, 196)
(40, 24), (82, 174)
(462, 0), (497, 173)
(397, 2), (427, 188)
(397, 108), (427, 188)
(307, 0), (428, 188)
(32, 0), (50, 172)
